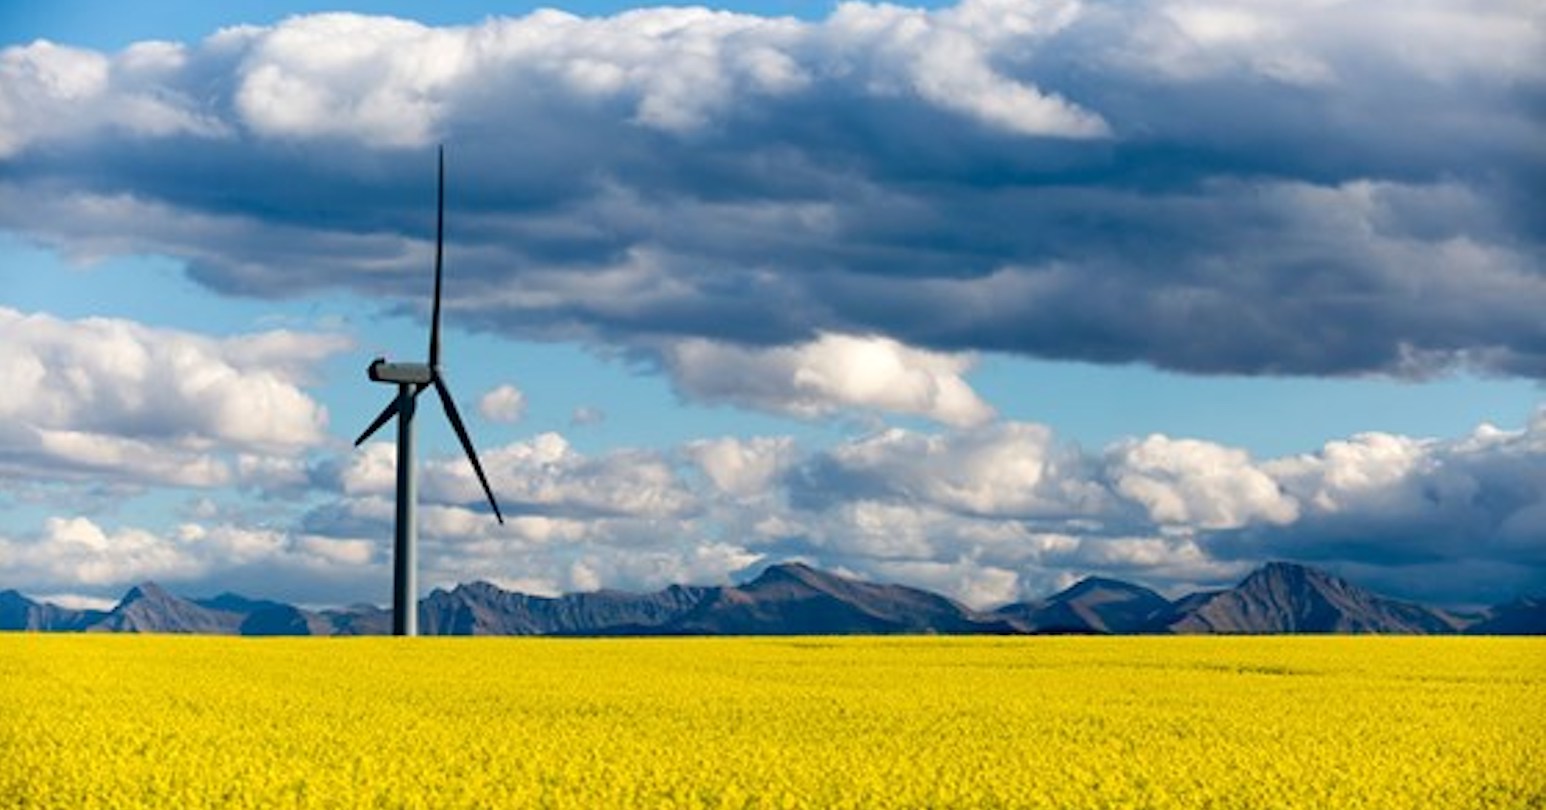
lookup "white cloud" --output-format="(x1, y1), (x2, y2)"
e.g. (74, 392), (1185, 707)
(815, 500), (943, 560)
(665, 333), (995, 427)
(337, 442), (399, 496)
(0, 517), (271, 588)
(338, 431), (699, 521)
(828, 0), (1108, 137)
(867, 557), (1021, 610)
(18, 429), (232, 488)
(31, 592), (118, 612)
(233, 14), (460, 146)
(0, 39), (226, 157)
(0, 513), (397, 605)
(235, 453), (312, 495)
(800, 422), (1105, 518)
(210, 2), (1104, 147)
(1108, 434), (1299, 529)
(774, 412), (1546, 604)
(0, 0), (1114, 164)
(1266, 432), (1430, 515)
(15, 405), (1546, 608)
(0, 307), (349, 490)
(316, 431), (765, 600)
(2, 517), (198, 586)
(1112, 0), (1546, 85)
(475, 432), (697, 519)
(686, 436), (797, 499)
(294, 535), (374, 567)
(478, 383), (527, 424)
(557, 542), (762, 593)
(421, 534), (764, 599)
(1245, 421), (1546, 563)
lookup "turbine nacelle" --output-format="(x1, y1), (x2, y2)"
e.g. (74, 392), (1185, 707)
(368, 358), (433, 385)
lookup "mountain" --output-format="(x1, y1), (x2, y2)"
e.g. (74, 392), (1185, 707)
(419, 564), (1017, 635)
(1465, 597), (1546, 635)
(194, 593), (291, 615)
(0, 589), (104, 631)
(88, 582), (246, 634)
(1160, 562), (1463, 634)
(420, 580), (711, 635)
(240, 604), (338, 636)
(657, 563), (1019, 635)
(993, 577), (1172, 634)
(3, 561), (1538, 636)
(318, 604), (392, 636)
(190, 593), (333, 636)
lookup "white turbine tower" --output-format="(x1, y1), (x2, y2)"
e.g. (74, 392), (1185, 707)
(354, 146), (504, 636)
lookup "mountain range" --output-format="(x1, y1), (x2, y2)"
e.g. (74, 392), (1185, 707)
(3, 561), (1541, 636)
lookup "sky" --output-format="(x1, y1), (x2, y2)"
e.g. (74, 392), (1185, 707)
(1, 0), (1543, 612)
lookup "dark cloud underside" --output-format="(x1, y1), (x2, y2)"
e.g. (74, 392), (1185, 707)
(0, 0), (1539, 377)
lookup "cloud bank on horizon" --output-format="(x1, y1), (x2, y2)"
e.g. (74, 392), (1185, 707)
(1, 0), (1543, 609)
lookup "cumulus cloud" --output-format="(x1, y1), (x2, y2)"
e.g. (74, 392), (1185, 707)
(306, 430), (760, 599)
(793, 422), (1104, 518)
(1211, 421), (1546, 603)
(334, 431), (700, 523)
(772, 416), (1546, 605)
(0, 39), (227, 157)
(478, 383), (527, 424)
(0, 0), (1537, 380)
(686, 436), (798, 499)
(1107, 435), (1298, 529)
(0, 307), (349, 490)
(0, 515), (373, 598)
(231, 14), (459, 147)
(825, 0), (1108, 137)
(1109, 0), (1542, 85)
(663, 333), (995, 426)
(11, 412), (1546, 608)
(1, 517), (208, 586)
(220, 4), (1104, 145)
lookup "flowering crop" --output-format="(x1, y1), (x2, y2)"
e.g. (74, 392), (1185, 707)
(1, 635), (1541, 808)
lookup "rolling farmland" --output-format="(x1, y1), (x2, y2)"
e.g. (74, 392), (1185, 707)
(2, 635), (1541, 808)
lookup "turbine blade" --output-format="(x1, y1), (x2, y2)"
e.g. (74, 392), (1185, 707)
(429, 145), (445, 369)
(353, 397), (401, 447)
(353, 385), (427, 446)
(434, 377), (504, 524)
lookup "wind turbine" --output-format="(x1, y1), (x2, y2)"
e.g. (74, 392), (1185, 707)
(354, 146), (504, 637)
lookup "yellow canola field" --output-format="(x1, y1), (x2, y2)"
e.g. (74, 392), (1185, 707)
(1, 635), (1542, 809)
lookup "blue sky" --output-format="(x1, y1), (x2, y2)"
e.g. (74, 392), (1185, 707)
(1, 0), (1542, 610)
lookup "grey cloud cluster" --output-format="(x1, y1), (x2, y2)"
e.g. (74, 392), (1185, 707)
(265, 413), (1546, 608)
(1217, 419), (1546, 604)
(777, 417), (1546, 605)
(9, 409), (1544, 608)
(1, 0), (1540, 384)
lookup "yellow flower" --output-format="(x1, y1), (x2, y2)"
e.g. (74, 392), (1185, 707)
(0, 635), (1540, 809)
